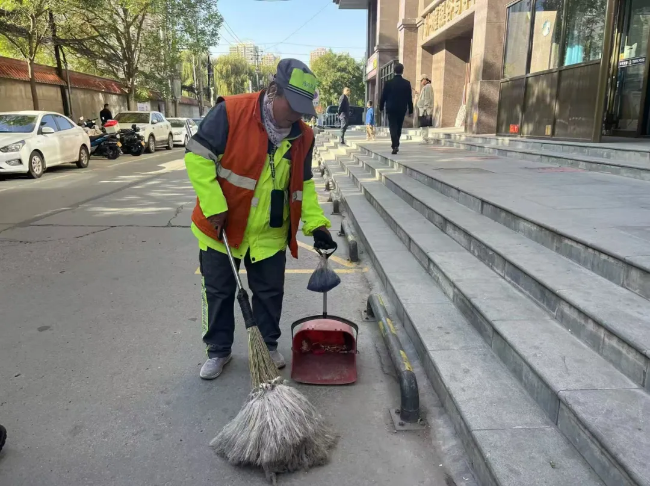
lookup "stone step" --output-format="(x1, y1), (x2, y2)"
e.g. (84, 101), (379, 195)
(340, 151), (650, 390)
(343, 142), (650, 305)
(324, 161), (605, 486)
(430, 131), (650, 165)
(428, 135), (650, 182)
(324, 153), (650, 486)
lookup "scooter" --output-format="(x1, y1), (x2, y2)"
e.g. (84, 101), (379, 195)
(119, 124), (145, 156)
(81, 119), (121, 160)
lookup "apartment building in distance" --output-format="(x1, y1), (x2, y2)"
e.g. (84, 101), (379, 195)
(229, 42), (261, 67)
(310, 48), (328, 67)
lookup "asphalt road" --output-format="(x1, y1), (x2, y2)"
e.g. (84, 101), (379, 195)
(0, 149), (456, 485)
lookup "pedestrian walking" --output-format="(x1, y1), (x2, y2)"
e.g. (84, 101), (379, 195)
(338, 87), (351, 145)
(99, 103), (113, 126)
(185, 58), (335, 380)
(379, 63), (413, 154)
(365, 100), (375, 141)
(417, 74), (433, 143)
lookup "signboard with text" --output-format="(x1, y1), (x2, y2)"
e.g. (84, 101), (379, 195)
(423, 0), (476, 39)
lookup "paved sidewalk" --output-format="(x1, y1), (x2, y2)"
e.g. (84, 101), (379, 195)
(0, 169), (455, 486)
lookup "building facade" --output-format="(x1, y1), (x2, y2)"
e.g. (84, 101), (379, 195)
(336, 0), (643, 141)
(336, 0), (510, 132)
(496, 0), (650, 141)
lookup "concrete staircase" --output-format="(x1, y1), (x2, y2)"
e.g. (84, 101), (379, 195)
(422, 130), (650, 182)
(315, 132), (650, 486)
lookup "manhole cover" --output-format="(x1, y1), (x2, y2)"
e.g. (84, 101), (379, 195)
(433, 168), (494, 173)
(524, 166), (585, 173)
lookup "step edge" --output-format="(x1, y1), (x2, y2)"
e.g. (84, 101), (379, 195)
(351, 143), (650, 299)
(326, 153), (647, 486)
(343, 149), (650, 387)
(326, 163), (601, 486)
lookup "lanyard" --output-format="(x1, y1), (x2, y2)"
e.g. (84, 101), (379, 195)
(269, 145), (278, 190)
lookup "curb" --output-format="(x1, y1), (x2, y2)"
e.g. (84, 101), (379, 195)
(338, 217), (359, 263)
(366, 294), (423, 430)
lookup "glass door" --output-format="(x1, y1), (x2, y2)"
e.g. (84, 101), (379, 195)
(610, 0), (650, 134)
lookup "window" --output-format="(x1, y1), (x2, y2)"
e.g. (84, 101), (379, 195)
(115, 112), (149, 124)
(54, 115), (74, 131)
(563, 0), (606, 66)
(529, 0), (564, 73)
(503, 0), (533, 78)
(168, 119), (186, 128)
(154, 113), (165, 123)
(40, 115), (59, 132)
(0, 115), (37, 133)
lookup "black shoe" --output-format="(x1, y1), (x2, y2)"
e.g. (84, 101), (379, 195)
(391, 148), (398, 155)
(341, 140), (346, 145)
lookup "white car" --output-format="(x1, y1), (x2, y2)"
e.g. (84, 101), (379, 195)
(167, 117), (198, 146)
(0, 111), (91, 179)
(113, 111), (173, 154)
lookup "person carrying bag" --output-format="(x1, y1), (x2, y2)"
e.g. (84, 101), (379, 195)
(417, 74), (433, 143)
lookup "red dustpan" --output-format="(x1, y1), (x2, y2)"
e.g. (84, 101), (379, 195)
(291, 292), (358, 385)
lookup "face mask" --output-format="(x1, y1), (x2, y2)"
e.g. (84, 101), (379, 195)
(263, 93), (291, 147)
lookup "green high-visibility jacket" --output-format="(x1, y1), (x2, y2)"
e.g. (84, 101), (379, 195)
(185, 100), (330, 261)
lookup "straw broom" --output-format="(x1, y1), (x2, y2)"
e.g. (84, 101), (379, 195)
(210, 234), (337, 484)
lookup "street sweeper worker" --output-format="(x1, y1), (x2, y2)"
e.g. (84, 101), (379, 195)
(185, 58), (335, 380)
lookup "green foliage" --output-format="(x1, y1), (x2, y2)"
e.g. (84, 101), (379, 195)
(310, 51), (364, 108)
(213, 54), (252, 96)
(0, 0), (55, 61)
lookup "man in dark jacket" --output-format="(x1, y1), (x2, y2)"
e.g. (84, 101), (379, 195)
(379, 63), (413, 154)
(338, 87), (351, 145)
(99, 104), (113, 126)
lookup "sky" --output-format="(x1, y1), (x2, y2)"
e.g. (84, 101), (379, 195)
(212, 0), (368, 64)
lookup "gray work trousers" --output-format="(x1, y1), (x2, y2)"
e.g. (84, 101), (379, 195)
(199, 247), (286, 358)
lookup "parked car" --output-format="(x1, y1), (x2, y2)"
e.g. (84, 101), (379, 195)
(113, 111), (173, 153)
(0, 111), (91, 179)
(318, 105), (364, 128)
(167, 117), (198, 146)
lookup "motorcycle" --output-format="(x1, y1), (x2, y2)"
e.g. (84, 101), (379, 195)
(79, 118), (121, 160)
(119, 124), (146, 156)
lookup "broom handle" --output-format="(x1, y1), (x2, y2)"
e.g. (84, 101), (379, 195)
(222, 232), (257, 329)
(222, 232), (244, 292)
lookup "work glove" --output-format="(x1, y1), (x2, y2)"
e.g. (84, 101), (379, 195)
(207, 211), (228, 239)
(313, 227), (336, 251)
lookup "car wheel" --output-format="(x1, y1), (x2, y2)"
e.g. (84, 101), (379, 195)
(76, 145), (90, 169)
(146, 135), (156, 153)
(28, 151), (44, 179)
(166, 133), (173, 150)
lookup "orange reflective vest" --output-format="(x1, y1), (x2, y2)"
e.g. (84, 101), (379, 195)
(191, 92), (314, 259)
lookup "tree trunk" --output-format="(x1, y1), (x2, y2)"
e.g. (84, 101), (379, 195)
(50, 11), (70, 117)
(127, 83), (135, 110)
(27, 58), (40, 111)
(194, 54), (204, 116)
(207, 54), (214, 106)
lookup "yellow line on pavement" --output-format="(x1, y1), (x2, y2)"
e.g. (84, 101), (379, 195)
(195, 266), (366, 275)
(296, 240), (357, 268)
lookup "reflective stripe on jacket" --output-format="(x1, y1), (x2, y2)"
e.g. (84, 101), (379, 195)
(185, 91), (330, 262)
